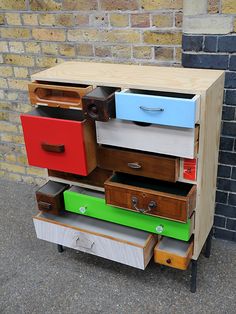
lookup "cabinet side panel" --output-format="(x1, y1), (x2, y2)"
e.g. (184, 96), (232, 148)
(193, 74), (225, 259)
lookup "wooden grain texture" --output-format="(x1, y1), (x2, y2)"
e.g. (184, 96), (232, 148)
(28, 81), (92, 109)
(192, 73), (225, 260)
(154, 238), (193, 270)
(33, 212), (157, 270)
(104, 174), (196, 223)
(48, 168), (112, 188)
(31, 61), (224, 94)
(97, 145), (179, 182)
(96, 119), (199, 159)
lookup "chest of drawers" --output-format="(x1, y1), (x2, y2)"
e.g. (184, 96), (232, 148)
(21, 61), (224, 292)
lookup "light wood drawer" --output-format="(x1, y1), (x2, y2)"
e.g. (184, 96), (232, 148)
(154, 237), (193, 270)
(96, 119), (199, 159)
(104, 173), (196, 223)
(33, 212), (158, 270)
(97, 145), (179, 182)
(115, 89), (200, 128)
(28, 81), (93, 109)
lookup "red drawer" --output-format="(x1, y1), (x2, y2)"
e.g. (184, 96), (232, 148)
(20, 107), (96, 176)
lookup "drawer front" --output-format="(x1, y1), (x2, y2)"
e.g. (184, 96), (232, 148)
(21, 111), (96, 176)
(96, 119), (199, 159)
(104, 174), (196, 223)
(115, 90), (200, 128)
(97, 146), (179, 182)
(33, 213), (157, 269)
(64, 190), (194, 241)
(154, 237), (193, 270)
(82, 86), (120, 121)
(28, 82), (93, 109)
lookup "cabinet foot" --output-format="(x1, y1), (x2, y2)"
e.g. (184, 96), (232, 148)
(57, 244), (64, 253)
(190, 259), (197, 293)
(204, 228), (213, 258)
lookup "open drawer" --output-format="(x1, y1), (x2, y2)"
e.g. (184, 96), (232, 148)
(104, 173), (196, 223)
(154, 237), (194, 270)
(96, 119), (199, 159)
(115, 89), (200, 128)
(20, 106), (96, 176)
(28, 81), (93, 109)
(64, 186), (195, 241)
(33, 211), (158, 270)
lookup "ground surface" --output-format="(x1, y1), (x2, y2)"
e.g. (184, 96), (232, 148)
(0, 179), (235, 314)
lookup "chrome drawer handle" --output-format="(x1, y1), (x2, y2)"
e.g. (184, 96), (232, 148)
(128, 162), (141, 169)
(131, 196), (157, 214)
(140, 106), (164, 112)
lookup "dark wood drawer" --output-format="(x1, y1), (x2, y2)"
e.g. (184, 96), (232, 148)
(28, 81), (93, 109)
(154, 237), (193, 270)
(82, 86), (120, 121)
(20, 107), (96, 176)
(48, 167), (113, 189)
(36, 180), (69, 215)
(97, 145), (179, 182)
(104, 173), (196, 223)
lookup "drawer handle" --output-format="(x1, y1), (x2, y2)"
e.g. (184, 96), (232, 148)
(38, 201), (52, 211)
(127, 162), (142, 169)
(76, 237), (95, 250)
(140, 106), (164, 112)
(41, 142), (65, 153)
(131, 196), (156, 214)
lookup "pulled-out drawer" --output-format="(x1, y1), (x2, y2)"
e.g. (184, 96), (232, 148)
(96, 119), (199, 159)
(36, 180), (69, 215)
(82, 86), (120, 121)
(97, 145), (179, 182)
(20, 107), (96, 176)
(115, 89), (200, 128)
(64, 186), (194, 241)
(154, 237), (193, 270)
(28, 81), (93, 109)
(33, 211), (158, 270)
(104, 173), (196, 223)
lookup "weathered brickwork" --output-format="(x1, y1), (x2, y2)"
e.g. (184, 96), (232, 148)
(0, 0), (183, 185)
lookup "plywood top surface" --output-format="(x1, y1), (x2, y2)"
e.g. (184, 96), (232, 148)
(32, 61), (224, 93)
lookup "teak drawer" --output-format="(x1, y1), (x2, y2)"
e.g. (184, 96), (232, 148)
(28, 81), (93, 109)
(115, 89), (200, 128)
(64, 186), (194, 241)
(104, 173), (196, 223)
(20, 107), (96, 176)
(97, 146), (179, 182)
(96, 119), (199, 159)
(48, 167), (113, 188)
(154, 237), (193, 270)
(36, 180), (69, 215)
(33, 212), (157, 270)
(82, 86), (120, 121)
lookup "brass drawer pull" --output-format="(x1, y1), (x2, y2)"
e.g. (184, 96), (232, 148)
(131, 196), (157, 214)
(140, 106), (164, 112)
(127, 162), (141, 169)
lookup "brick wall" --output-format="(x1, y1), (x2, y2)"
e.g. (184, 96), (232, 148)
(182, 0), (236, 241)
(0, 0), (183, 184)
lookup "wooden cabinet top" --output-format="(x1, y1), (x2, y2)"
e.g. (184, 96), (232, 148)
(32, 61), (224, 94)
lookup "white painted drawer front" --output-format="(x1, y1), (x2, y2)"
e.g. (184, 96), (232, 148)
(96, 119), (198, 159)
(33, 212), (157, 270)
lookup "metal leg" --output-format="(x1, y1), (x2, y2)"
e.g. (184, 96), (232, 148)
(190, 260), (197, 293)
(204, 228), (213, 258)
(57, 244), (64, 253)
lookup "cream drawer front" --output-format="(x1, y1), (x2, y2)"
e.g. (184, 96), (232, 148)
(96, 119), (198, 159)
(33, 212), (157, 270)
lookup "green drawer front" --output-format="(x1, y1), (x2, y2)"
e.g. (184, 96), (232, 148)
(64, 190), (192, 241)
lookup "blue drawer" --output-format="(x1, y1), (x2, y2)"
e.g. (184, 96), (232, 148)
(115, 89), (200, 128)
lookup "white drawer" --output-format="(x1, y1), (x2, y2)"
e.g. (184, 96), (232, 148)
(33, 212), (157, 270)
(96, 119), (199, 159)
